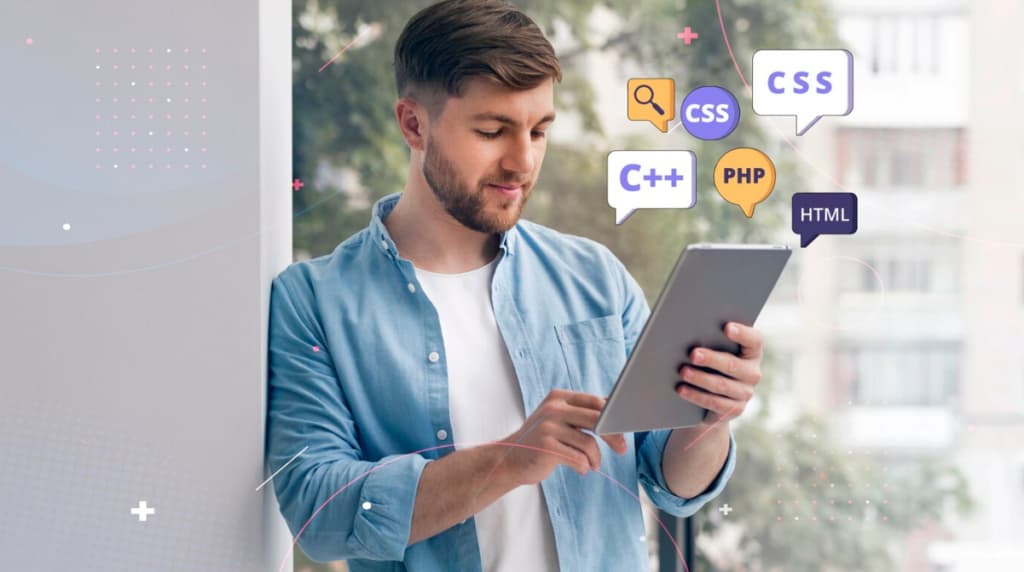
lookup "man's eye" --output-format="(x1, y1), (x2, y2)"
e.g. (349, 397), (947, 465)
(532, 131), (546, 139)
(476, 130), (501, 139)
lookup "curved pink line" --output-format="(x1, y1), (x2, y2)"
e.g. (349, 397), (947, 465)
(318, 34), (362, 73)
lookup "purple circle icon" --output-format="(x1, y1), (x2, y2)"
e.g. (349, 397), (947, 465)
(680, 86), (740, 140)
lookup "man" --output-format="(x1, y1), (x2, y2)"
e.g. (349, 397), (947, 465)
(267, 1), (764, 570)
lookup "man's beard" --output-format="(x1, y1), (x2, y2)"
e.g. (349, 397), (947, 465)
(422, 135), (530, 234)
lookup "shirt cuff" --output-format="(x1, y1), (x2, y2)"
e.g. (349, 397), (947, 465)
(638, 428), (736, 518)
(350, 452), (432, 560)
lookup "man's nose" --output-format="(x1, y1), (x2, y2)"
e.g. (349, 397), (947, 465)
(500, 132), (536, 175)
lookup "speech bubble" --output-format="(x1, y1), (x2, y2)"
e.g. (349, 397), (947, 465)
(792, 192), (858, 247)
(752, 49), (853, 135)
(681, 85), (740, 140)
(713, 147), (776, 218)
(607, 150), (696, 224)
(627, 78), (676, 133)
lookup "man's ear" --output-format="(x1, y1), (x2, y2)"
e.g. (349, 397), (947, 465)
(395, 98), (427, 151)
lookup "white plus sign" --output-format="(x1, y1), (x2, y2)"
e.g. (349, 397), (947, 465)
(131, 501), (156, 522)
(718, 503), (733, 516)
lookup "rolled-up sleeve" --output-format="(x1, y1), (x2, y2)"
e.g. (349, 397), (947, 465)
(611, 248), (737, 518)
(266, 273), (430, 563)
(635, 428), (736, 517)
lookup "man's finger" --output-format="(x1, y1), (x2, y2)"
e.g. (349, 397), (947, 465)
(563, 391), (606, 411)
(549, 442), (591, 475)
(691, 348), (751, 381)
(676, 383), (744, 420)
(599, 433), (628, 454)
(725, 322), (763, 359)
(556, 427), (602, 470)
(559, 404), (601, 429)
(680, 366), (752, 401)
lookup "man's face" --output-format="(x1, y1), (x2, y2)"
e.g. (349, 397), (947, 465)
(421, 77), (555, 234)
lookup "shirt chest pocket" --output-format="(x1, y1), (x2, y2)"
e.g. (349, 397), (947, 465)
(553, 314), (628, 396)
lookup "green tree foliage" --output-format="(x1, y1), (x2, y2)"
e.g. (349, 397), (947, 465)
(290, 1), (973, 570)
(696, 370), (974, 571)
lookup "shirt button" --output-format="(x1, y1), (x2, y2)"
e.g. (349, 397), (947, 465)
(428, 351), (440, 363)
(436, 429), (448, 440)
(652, 485), (662, 493)
(380, 238), (388, 250)
(407, 283), (416, 293)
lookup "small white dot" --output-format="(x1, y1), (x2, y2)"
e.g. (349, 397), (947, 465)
(184, 148), (189, 153)
(95, 65), (101, 70)
(166, 48), (172, 53)
(113, 164), (119, 169)
(166, 98), (172, 103)
(361, 502), (372, 511)
(131, 82), (136, 87)
(62, 223), (71, 231)
(148, 131), (154, 136)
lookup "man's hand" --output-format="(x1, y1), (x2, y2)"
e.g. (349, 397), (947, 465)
(496, 389), (628, 486)
(675, 321), (763, 426)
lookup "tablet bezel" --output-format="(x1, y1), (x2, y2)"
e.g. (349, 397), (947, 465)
(594, 243), (791, 435)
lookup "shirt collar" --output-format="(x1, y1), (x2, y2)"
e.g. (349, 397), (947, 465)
(368, 192), (518, 259)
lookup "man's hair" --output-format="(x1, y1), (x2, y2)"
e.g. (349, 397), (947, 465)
(394, 0), (562, 116)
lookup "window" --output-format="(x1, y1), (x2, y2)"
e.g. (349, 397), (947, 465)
(840, 238), (960, 295)
(869, 13), (939, 76)
(839, 343), (960, 406)
(838, 128), (966, 189)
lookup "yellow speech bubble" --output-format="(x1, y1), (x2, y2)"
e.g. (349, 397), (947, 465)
(627, 78), (675, 133)
(713, 147), (776, 218)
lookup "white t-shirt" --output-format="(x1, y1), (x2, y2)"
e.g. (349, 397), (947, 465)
(414, 253), (560, 571)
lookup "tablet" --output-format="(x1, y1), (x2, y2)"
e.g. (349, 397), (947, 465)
(594, 243), (791, 435)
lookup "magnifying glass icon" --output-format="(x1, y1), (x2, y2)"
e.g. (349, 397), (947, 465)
(633, 84), (665, 116)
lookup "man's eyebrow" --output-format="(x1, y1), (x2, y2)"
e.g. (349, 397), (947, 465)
(470, 112), (556, 127)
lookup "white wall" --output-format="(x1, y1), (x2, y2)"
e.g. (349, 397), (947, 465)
(0, 0), (294, 569)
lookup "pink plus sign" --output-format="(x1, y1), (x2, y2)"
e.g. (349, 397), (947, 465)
(677, 26), (699, 45)
(292, 178), (305, 192)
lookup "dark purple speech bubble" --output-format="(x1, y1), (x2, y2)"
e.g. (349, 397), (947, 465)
(792, 192), (858, 247)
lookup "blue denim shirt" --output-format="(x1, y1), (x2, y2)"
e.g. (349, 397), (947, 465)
(266, 192), (736, 571)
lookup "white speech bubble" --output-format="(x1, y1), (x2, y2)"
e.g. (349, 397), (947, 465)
(607, 150), (696, 224)
(752, 49), (853, 135)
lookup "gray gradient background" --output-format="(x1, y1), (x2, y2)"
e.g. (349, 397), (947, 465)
(0, 0), (294, 569)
